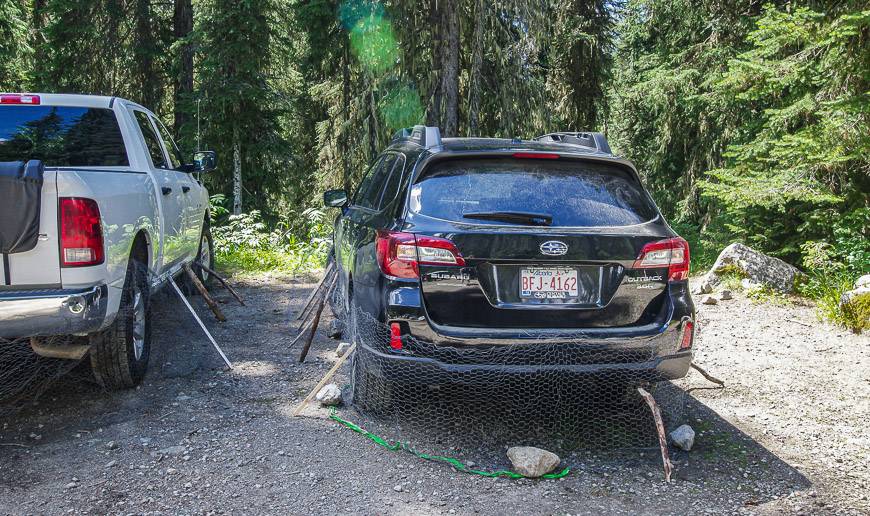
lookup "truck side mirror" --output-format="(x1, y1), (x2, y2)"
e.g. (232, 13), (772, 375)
(324, 189), (349, 208)
(193, 151), (217, 173)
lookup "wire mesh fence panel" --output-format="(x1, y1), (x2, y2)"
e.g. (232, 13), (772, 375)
(327, 286), (687, 472)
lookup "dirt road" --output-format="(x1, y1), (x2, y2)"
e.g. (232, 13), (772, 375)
(0, 273), (867, 515)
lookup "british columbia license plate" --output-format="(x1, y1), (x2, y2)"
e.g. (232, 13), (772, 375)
(520, 267), (579, 299)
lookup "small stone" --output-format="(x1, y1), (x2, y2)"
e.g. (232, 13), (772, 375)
(334, 342), (351, 358)
(393, 484), (403, 492)
(166, 468), (178, 475)
(315, 384), (342, 407)
(701, 295), (718, 305)
(718, 290), (732, 301)
(65, 482), (78, 489)
(105, 461), (117, 469)
(506, 446), (560, 478)
(670, 424), (696, 451)
(158, 445), (186, 456)
(105, 440), (118, 450)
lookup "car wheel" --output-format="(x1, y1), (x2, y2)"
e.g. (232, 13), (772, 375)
(348, 310), (393, 415)
(89, 255), (151, 389)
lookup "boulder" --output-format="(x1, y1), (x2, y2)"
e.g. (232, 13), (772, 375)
(840, 286), (870, 331)
(327, 319), (344, 339)
(701, 243), (801, 293)
(506, 446), (560, 478)
(316, 383), (342, 407)
(670, 424), (695, 451)
(334, 342), (351, 358)
(854, 275), (870, 289)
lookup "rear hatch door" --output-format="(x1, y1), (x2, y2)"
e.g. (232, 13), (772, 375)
(406, 156), (672, 329)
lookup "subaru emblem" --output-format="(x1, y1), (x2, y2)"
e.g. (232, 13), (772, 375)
(540, 240), (568, 256)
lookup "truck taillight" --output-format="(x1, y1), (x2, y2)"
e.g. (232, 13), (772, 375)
(59, 198), (104, 267)
(0, 94), (40, 105)
(375, 230), (465, 279)
(633, 237), (690, 281)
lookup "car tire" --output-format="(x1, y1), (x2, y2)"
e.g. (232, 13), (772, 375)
(89, 254), (151, 390)
(348, 309), (393, 415)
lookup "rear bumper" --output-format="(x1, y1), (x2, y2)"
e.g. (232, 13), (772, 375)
(0, 285), (108, 339)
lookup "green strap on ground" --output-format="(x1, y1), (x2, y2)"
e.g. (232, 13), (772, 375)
(328, 407), (571, 480)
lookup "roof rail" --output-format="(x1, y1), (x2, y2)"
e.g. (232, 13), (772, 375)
(391, 125), (442, 149)
(534, 132), (612, 154)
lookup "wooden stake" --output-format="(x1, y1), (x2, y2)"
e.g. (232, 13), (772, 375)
(170, 277), (233, 370)
(296, 263), (335, 321)
(183, 264), (226, 322)
(195, 261), (245, 306)
(292, 343), (356, 417)
(299, 288), (328, 363)
(637, 386), (673, 483)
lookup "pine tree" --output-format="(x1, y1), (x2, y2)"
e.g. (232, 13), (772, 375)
(0, 0), (31, 89)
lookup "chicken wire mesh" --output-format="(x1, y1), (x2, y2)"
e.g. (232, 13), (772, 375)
(325, 283), (687, 472)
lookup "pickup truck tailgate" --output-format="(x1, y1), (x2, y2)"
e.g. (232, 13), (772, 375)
(0, 170), (61, 288)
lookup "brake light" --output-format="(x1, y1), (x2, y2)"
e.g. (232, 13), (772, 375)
(375, 230), (465, 279)
(680, 320), (694, 350)
(389, 323), (403, 350)
(59, 198), (104, 267)
(633, 237), (690, 281)
(0, 94), (40, 105)
(512, 152), (559, 160)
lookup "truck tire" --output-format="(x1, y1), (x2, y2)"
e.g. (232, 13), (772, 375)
(89, 255), (151, 389)
(193, 220), (215, 287)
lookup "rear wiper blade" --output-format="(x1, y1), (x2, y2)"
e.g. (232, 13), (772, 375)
(462, 211), (553, 226)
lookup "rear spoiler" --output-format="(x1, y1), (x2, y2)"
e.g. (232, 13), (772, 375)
(533, 132), (612, 155)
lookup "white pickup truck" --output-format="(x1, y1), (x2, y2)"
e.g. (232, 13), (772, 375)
(0, 93), (216, 389)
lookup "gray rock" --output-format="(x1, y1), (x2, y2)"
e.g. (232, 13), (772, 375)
(670, 424), (696, 451)
(718, 290), (733, 301)
(693, 280), (714, 295)
(327, 319), (344, 339)
(315, 383), (342, 407)
(105, 440), (118, 450)
(157, 445), (186, 456)
(506, 446), (560, 478)
(704, 243), (801, 293)
(335, 342), (351, 358)
(855, 274), (870, 289)
(701, 295), (718, 305)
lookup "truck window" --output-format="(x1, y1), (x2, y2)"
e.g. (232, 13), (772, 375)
(154, 117), (185, 170)
(134, 111), (168, 169)
(0, 106), (129, 166)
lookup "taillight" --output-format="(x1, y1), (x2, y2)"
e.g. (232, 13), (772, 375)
(0, 94), (40, 105)
(512, 152), (560, 160)
(375, 230), (465, 279)
(59, 198), (104, 267)
(680, 320), (694, 349)
(389, 323), (403, 350)
(633, 237), (690, 281)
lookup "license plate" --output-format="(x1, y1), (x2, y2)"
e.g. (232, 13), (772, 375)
(520, 267), (579, 299)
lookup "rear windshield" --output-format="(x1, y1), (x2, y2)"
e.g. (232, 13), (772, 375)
(0, 106), (129, 166)
(409, 158), (658, 227)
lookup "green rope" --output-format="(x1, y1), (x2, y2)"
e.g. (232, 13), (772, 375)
(329, 407), (571, 479)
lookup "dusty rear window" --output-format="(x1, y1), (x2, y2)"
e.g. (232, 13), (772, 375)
(408, 158), (658, 227)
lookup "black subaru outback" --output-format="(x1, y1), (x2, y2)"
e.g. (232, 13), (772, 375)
(324, 127), (695, 403)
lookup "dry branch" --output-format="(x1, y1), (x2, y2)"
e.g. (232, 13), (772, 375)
(296, 263), (335, 321)
(637, 386), (673, 483)
(183, 264), (226, 322)
(292, 343), (356, 417)
(195, 261), (245, 306)
(691, 362), (725, 387)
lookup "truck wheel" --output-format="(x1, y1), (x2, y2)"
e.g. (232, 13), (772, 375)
(89, 256), (151, 389)
(193, 221), (215, 287)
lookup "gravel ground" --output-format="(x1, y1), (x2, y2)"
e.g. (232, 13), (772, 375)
(0, 272), (867, 515)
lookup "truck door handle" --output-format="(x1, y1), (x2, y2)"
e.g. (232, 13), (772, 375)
(162, 187), (172, 195)
(182, 186), (191, 193)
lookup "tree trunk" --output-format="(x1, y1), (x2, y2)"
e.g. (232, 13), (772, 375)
(341, 42), (351, 194)
(467, 0), (485, 136)
(440, 0), (460, 136)
(134, 0), (160, 108)
(426, 0), (442, 129)
(232, 118), (242, 215)
(173, 0), (194, 138)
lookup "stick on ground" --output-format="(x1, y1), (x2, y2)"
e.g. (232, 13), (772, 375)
(195, 261), (245, 306)
(292, 343), (356, 417)
(170, 277), (233, 370)
(637, 386), (673, 482)
(183, 264), (227, 322)
(691, 362), (725, 387)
